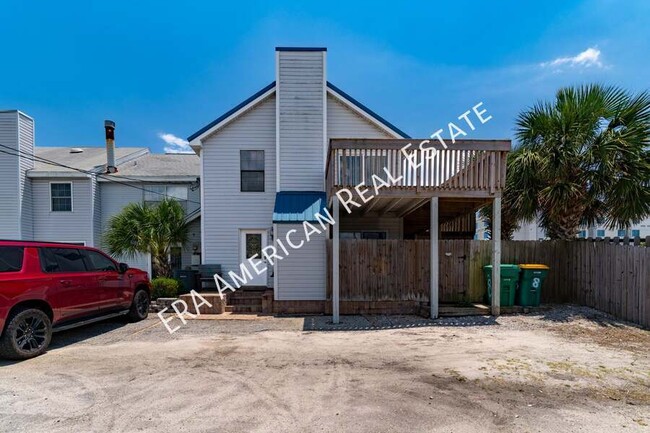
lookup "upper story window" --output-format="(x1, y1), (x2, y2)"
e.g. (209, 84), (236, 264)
(241, 150), (264, 192)
(50, 183), (72, 212)
(144, 185), (189, 209)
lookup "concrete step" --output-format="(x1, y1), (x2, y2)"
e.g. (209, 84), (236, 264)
(229, 298), (263, 306)
(231, 305), (262, 313)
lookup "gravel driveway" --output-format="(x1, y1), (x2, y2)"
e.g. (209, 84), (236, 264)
(0, 306), (648, 432)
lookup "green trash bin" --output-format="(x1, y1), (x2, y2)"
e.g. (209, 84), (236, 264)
(517, 264), (549, 307)
(483, 264), (520, 307)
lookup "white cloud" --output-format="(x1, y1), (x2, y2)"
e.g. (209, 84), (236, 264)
(541, 47), (603, 70)
(159, 132), (193, 154)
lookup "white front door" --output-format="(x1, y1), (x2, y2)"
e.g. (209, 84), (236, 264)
(240, 230), (268, 286)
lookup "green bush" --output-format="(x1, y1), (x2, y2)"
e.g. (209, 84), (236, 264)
(151, 277), (180, 299)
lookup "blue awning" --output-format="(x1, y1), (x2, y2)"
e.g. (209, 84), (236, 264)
(273, 191), (327, 223)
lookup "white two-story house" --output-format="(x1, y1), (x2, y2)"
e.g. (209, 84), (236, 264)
(188, 47), (509, 318)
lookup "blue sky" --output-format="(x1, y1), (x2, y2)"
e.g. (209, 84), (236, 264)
(2, 0), (649, 153)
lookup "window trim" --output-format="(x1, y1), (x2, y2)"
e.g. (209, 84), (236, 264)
(240, 150), (265, 192)
(50, 181), (73, 212)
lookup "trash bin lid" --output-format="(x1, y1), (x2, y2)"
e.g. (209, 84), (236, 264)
(519, 264), (549, 270)
(483, 264), (520, 270)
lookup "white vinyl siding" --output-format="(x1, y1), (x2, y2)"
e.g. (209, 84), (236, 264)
(0, 112), (20, 239)
(275, 224), (326, 300)
(327, 94), (395, 139)
(18, 113), (35, 240)
(0, 111), (34, 240)
(32, 178), (93, 245)
(201, 95), (276, 283)
(278, 51), (325, 190)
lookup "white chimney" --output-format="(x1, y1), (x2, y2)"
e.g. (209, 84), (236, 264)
(104, 120), (117, 173)
(276, 47), (327, 191)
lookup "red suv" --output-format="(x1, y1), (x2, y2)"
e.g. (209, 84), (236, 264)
(0, 240), (151, 360)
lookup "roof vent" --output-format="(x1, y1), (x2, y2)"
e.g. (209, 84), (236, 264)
(70, 148), (84, 154)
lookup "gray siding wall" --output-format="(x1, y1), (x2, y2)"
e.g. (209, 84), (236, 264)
(18, 113), (34, 239)
(201, 95), (276, 282)
(278, 51), (325, 191)
(182, 217), (201, 269)
(99, 182), (150, 273)
(276, 224), (326, 300)
(0, 112), (21, 239)
(339, 216), (403, 239)
(32, 178), (94, 245)
(91, 175), (101, 247)
(327, 94), (394, 139)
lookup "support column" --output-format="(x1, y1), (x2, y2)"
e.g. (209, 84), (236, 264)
(430, 197), (439, 319)
(492, 197), (501, 316)
(332, 196), (340, 324)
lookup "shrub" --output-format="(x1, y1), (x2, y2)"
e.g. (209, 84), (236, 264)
(151, 277), (180, 299)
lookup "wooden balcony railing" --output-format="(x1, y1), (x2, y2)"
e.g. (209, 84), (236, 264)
(326, 139), (510, 198)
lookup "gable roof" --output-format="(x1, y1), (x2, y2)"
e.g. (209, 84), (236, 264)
(326, 82), (410, 138)
(187, 81), (409, 147)
(187, 82), (276, 142)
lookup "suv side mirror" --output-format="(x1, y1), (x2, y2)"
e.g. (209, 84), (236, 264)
(118, 263), (129, 274)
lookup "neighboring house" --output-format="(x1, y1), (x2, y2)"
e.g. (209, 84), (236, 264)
(188, 47), (509, 317)
(0, 110), (201, 275)
(476, 212), (649, 241)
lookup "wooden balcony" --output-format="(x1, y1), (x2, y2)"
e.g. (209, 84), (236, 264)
(326, 139), (511, 200)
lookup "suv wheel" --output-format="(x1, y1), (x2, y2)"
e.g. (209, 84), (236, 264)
(0, 308), (52, 360)
(128, 289), (150, 322)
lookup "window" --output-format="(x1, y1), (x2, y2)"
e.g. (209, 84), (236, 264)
(596, 229), (605, 237)
(0, 247), (24, 272)
(577, 230), (586, 238)
(39, 248), (87, 273)
(241, 150), (264, 192)
(51, 183), (72, 212)
(340, 231), (387, 240)
(632, 229), (640, 237)
(144, 185), (188, 202)
(245, 233), (262, 258)
(81, 250), (117, 272)
(617, 229), (627, 237)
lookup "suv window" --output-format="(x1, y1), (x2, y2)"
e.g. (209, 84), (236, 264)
(39, 248), (87, 273)
(0, 246), (24, 272)
(82, 250), (117, 272)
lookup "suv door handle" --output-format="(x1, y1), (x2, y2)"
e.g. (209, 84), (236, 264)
(59, 280), (72, 286)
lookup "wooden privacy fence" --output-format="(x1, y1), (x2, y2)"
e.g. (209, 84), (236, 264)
(326, 239), (650, 328)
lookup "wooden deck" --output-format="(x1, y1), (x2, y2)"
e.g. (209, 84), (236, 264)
(325, 138), (510, 219)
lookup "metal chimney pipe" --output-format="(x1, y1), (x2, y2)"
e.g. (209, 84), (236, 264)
(104, 120), (117, 173)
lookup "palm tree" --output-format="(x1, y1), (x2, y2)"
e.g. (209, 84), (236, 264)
(104, 198), (189, 277)
(503, 84), (650, 240)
